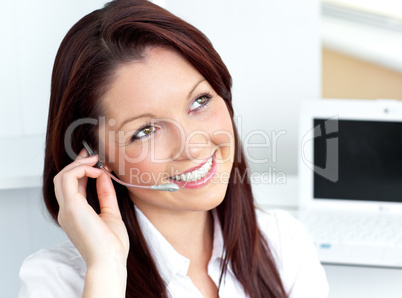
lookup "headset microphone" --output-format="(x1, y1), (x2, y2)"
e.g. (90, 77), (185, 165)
(82, 141), (179, 192)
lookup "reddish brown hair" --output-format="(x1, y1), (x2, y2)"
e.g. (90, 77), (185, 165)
(43, 0), (287, 297)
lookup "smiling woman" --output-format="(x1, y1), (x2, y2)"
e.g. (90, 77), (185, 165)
(100, 46), (235, 213)
(17, 0), (328, 297)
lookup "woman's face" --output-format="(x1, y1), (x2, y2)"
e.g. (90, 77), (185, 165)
(99, 46), (235, 214)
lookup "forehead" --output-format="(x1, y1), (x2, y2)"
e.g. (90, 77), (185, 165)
(101, 47), (204, 118)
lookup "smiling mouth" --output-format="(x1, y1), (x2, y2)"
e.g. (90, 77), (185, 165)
(168, 155), (213, 183)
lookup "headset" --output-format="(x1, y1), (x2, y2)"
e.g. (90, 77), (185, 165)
(82, 140), (179, 192)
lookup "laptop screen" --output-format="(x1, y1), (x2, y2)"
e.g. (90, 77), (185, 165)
(313, 118), (402, 203)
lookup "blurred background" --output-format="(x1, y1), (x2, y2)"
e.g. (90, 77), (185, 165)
(321, 0), (402, 101)
(1, 0), (401, 297)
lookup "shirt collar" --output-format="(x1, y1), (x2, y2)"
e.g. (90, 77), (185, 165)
(134, 206), (225, 284)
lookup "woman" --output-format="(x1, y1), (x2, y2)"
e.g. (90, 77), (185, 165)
(18, 0), (328, 297)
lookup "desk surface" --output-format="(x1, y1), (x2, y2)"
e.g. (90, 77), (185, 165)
(324, 264), (402, 298)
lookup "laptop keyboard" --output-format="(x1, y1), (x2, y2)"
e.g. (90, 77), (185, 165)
(298, 211), (402, 247)
(296, 211), (402, 267)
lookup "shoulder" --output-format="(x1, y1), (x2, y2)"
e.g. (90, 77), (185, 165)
(256, 208), (329, 298)
(255, 208), (309, 267)
(18, 240), (86, 298)
(255, 208), (309, 251)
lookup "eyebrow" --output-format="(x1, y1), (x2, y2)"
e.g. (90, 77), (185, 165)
(117, 78), (206, 130)
(188, 78), (206, 99)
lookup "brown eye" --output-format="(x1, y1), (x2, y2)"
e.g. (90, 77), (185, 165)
(197, 96), (207, 104)
(143, 126), (153, 135)
(132, 125), (156, 141)
(190, 94), (212, 112)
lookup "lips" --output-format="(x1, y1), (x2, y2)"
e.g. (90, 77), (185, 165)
(167, 151), (217, 188)
(169, 156), (213, 182)
(182, 154), (213, 174)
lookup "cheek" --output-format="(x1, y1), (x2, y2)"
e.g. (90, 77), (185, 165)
(207, 100), (235, 156)
(213, 98), (234, 131)
(100, 127), (152, 173)
(123, 158), (166, 185)
(104, 140), (165, 183)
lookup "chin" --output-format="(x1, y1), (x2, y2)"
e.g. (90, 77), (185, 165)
(189, 182), (229, 211)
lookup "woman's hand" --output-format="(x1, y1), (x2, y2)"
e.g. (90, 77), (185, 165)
(53, 147), (129, 297)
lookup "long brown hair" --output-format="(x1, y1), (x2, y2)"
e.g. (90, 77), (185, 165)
(43, 0), (287, 297)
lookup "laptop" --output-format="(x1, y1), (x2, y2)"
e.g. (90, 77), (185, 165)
(297, 99), (402, 268)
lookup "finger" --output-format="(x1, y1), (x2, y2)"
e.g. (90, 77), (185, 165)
(77, 175), (89, 197)
(96, 170), (121, 217)
(54, 156), (98, 189)
(75, 147), (90, 162)
(60, 154), (99, 174)
(56, 165), (103, 206)
(74, 153), (99, 167)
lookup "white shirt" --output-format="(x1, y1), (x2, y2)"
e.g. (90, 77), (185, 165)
(18, 208), (329, 297)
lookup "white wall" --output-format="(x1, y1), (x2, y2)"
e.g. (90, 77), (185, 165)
(0, 0), (110, 137)
(0, 0), (320, 296)
(0, 188), (68, 297)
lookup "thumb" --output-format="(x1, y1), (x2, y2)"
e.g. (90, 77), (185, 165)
(96, 170), (121, 217)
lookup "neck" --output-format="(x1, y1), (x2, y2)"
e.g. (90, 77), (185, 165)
(137, 205), (214, 264)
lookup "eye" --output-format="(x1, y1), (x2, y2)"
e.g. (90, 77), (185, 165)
(131, 124), (156, 142)
(189, 93), (212, 112)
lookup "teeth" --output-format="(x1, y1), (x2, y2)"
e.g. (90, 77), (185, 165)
(171, 156), (213, 182)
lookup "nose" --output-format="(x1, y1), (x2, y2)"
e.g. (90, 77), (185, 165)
(185, 129), (211, 161)
(170, 120), (212, 162)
